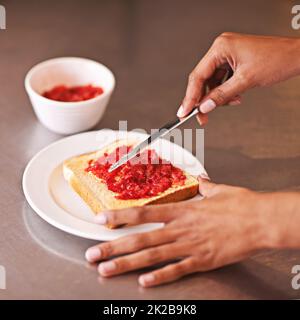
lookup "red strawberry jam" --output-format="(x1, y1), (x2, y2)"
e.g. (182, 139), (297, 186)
(85, 145), (186, 200)
(43, 84), (103, 102)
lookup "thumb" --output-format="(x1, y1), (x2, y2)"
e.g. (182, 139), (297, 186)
(198, 175), (218, 198)
(198, 74), (247, 113)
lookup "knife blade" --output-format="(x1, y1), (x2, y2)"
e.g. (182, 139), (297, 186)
(108, 106), (200, 172)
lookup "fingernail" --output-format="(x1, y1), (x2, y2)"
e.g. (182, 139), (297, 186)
(85, 247), (102, 262)
(95, 214), (108, 225)
(228, 100), (241, 106)
(98, 261), (117, 275)
(177, 105), (185, 117)
(199, 99), (216, 113)
(199, 172), (210, 180)
(139, 273), (155, 286)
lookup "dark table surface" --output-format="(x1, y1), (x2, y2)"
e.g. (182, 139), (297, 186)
(1, 0), (300, 299)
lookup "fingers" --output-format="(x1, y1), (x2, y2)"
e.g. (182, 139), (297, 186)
(178, 67), (245, 118)
(97, 242), (189, 277)
(198, 176), (219, 198)
(198, 73), (247, 113)
(95, 202), (183, 228)
(177, 31), (250, 118)
(177, 48), (222, 118)
(139, 257), (199, 287)
(228, 95), (242, 106)
(198, 176), (237, 198)
(196, 112), (209, 126)
(206, 66), (232, 91)
(228, 100), (241, 106)
(196, 94), (241, 126)
(85, 228), (180, 263)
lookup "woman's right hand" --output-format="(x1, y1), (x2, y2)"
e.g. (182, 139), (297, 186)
(177, 33), (300, 125)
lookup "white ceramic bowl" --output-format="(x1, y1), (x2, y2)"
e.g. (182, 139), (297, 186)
(25, 57), (115, 135)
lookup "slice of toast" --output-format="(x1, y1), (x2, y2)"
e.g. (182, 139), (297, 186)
(63, 139), (199, 227)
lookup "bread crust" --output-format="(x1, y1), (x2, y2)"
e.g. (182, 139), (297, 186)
(65, 168), (105, 213)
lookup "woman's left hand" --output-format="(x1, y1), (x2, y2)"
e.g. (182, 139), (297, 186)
(85, 178), (277, 287)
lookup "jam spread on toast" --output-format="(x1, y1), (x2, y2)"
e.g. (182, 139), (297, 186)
(85, 145), (186, 200)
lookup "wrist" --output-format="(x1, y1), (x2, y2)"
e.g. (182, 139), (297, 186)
(250, 192), (283, 250)
(254, 191), (300, 249)
(290, 38), (300, 76)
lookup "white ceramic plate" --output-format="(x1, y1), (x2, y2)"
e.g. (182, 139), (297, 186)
(23, 130), (206, 241)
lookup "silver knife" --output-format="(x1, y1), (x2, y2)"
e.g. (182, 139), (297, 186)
(108, 106), (200, 172)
